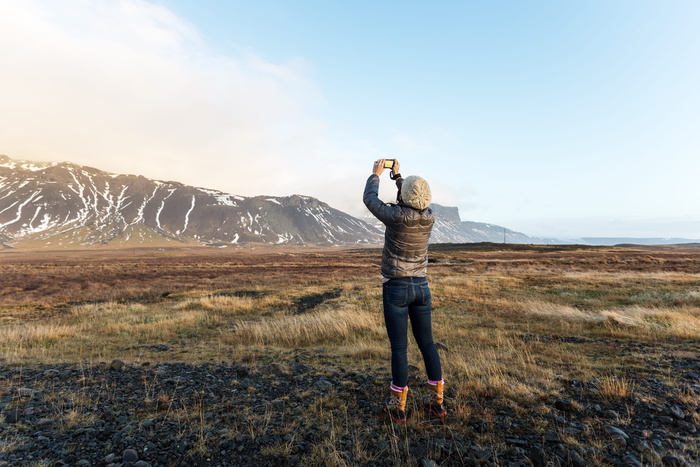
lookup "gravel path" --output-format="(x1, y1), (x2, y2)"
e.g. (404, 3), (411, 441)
(2, 353), (699, 466)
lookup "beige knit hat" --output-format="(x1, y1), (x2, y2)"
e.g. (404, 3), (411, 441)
(401, 176), (431, 210)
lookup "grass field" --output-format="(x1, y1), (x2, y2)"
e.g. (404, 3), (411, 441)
(1, 243), (699, 465)
(2, 244), (699, 369)
(2, 243), (700, 387)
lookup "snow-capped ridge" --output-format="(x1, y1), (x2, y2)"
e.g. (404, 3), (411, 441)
(0, 155), (382, 247)
(0, 155), (549, 248)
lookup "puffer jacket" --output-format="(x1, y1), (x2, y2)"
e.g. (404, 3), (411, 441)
(363, 174), (434, 279)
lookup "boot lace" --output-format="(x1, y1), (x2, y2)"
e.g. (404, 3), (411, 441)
(386, 395), (401, 410)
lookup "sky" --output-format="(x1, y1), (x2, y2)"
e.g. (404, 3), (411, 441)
(1, 0), (699, 240)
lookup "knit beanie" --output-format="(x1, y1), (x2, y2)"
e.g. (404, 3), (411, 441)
(401, 176), (431, 210)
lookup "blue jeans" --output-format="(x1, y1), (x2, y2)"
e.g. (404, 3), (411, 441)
(382, 277), (442, 387)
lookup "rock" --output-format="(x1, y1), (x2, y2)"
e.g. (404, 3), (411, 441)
(554, 399), (575, 412)
(163, 376), (186, 385)
(43, 369), (60, 378)
(669, 405), (686, 420)
(2, 359), (698, 466)
(506, 438), (528, 446)
(659, 415), (675, 425)
(569, 450), (587, 467)
(623, 454), (643, 467)
(576, 422), (590, 433)
(292, 363), (310, 375)
(528, 447), (548, 467)
(102, 409), (116, 422)
(314, 378), (333, 391)
(35, 418), (56, 428)
(3, 410), (21, 424)
(122, 448), (139, 463)
(662, 455), (690, 467)
(109, 359), (126, 371)
(552, 414), (567, 424)
(604, 425), (629, 439)
(473, 449), (491, 461)
(604, 425), (628, 447)
(472, 418), (487, 433)
(630, 438), (651, 453)
(676, 420), (697, 433)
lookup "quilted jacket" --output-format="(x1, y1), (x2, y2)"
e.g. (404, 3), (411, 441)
(363, 174), (434, 279)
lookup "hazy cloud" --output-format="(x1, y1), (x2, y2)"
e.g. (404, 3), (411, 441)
(0, 0), (324, 198)
(0, 0), (480, 221)
(508, 216), (700, 241)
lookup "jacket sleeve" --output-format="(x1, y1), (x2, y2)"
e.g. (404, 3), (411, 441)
(363, 174), (398, 225)
(395, 176), (403, 194)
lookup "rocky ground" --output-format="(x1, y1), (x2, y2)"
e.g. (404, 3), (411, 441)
(1, 344), (699, 467)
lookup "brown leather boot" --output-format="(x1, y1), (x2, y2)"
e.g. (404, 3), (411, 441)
(423, 380), (447, 418)
(383, 385), (408, 422)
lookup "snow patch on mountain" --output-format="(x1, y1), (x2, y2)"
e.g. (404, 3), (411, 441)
(0, 155), (382, 247)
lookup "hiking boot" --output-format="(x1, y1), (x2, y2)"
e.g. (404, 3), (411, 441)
(383, 385), (408, 422)
(423, 380), (447, 418)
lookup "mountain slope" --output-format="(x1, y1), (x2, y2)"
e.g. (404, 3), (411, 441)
(429, 204), (556, 244)
(1, 155), (551, 248)
(0, 155), (382, 247)
(364, 203), (553, 244)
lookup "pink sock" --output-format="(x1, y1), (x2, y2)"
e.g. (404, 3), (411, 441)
(390, 383), (407, 392)
(427, 379), (443, 386)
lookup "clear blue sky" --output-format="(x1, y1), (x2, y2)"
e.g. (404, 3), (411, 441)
(1, 0), (699, 239)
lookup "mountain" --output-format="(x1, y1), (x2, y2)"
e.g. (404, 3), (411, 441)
(0, 155), (382, 247)
(1, 155), (551, 249)
(428, 204), (555, 244)
(579, 237), (700, 246)
(364, 203), (555, 244)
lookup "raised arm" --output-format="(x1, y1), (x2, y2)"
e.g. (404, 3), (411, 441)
(364, 159), (401, 224)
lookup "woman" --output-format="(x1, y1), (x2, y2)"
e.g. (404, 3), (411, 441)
(363, 158), (446, 422)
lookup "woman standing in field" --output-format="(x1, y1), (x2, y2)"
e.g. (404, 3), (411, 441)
(363, 158), (446, 422)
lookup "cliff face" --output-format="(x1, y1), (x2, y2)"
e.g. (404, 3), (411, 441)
(428, 203), (544, 244)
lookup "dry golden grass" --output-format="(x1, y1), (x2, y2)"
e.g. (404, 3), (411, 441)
(1, 244), (699, 412)
(524, 300), (700, 339)
(1, 244), (700, 466)
(227, 306), (380, 347)
(596, 374), (637, 401)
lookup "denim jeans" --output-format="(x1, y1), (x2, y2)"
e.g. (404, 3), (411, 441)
(382, 277), (442, 387)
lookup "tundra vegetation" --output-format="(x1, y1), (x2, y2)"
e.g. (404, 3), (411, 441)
(0, 243), (699, 466)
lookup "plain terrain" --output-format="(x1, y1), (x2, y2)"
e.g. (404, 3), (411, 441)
(1, 243), (699, 466)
